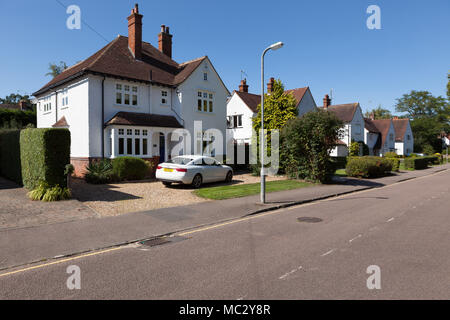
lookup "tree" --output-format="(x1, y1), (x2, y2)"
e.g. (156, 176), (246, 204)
(395, 90), (450, 153)
(447, 72), (450, 100)
(281, 110), (343, 183)
(46, 61), (68, 78)
(364, 105), (392, 119)
(0, 93), (31, 105)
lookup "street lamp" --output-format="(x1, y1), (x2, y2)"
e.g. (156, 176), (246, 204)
(260, 41), (284, 204)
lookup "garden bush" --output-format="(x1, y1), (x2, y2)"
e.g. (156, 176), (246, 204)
(0, 129), (22, 184)
(384, 152), (398, 158)
(0, 108), (36, 129)
(386, 157), (400, 172)
(28, 180), (71, 201)
(330, 157), (347, 170)
(404, 157), (428, 170)
(345, 156), (393, 178)
(84, 159), (116, 184)
(20, 128), (71, 189)
(112, 156), (150, 181)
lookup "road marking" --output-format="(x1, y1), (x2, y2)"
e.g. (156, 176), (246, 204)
(279, 266), (302, 280)
(321, 249), (335, 257)
(349, 234), (362, 242)
(0, 246), (123, 278)
(387, 217), (395, 222)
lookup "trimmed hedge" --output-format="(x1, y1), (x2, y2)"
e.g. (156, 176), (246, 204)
(20, 128), (71, 189)
(346, 156), (393, 178)
(386, 157), (400, 172)
(0, 129), (22, 184)
(112, 156), (149, 181)
(404, 157), (428, 170)
(330, 156), (348, 169)
(0, 108), (36, 129)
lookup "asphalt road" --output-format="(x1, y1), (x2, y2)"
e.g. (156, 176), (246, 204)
(1, 169), (449, 299)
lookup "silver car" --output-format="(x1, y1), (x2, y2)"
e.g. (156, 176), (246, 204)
(155, 155), (233, 188)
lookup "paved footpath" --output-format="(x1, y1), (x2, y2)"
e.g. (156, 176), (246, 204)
(0, 165), (448, 271)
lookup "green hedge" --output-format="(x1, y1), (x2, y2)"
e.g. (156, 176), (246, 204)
(20, 128), (71, 189)
(330, 156), (348, 169)
(386, 157), (400, 172)
(112, 156), (149, 181)
(404, 157), (428, 170)
(346, 156), (393, 178)
(0, 129), (22, 184)
(0, 108), (36, 129)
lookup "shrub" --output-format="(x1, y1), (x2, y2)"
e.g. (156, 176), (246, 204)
(112, 156), (149, 181)
(386, 157), (400, 172)
(330, 156), (348, 170)
(345, 156), (392, 178)
(0, 129), (22, 184)
(281, 110), (343, 183)
(0, 108), (36, 129)
(20, 128), (71, 189)
(27, 180), (71, 201)
(384, 152), (398, 158)
(349, 141), (360, 156)
(422, 144), (435, 156)
(404, 157), (428, 170)
(84, 159), (116, 184)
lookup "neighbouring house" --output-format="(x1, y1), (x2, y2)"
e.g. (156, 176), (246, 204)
(392, 117), (414, 156)
(319, 94), (365, 157)
(363, 117), (382, 156)
(0, 100), (33, 111)
(364, 117), (396, 156)
(226, 78), (317, 145)
(33, 4), (229, 176)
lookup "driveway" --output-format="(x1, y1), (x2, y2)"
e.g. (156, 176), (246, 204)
(0, 178), (98, 230)
(71, 173), (285, 217)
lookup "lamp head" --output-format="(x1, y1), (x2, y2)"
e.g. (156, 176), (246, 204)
(269, 41), (284, 50)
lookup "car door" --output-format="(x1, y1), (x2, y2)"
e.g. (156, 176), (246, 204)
(200, 158), (217, 182)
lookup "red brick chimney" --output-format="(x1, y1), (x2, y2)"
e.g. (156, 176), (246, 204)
(158, 25), (173, 58)
(127, 4), (143, 60)
(393, 116), (399, 120)
(18, 100), (28, 111)
(323, 94), (331, 108)
(267, 77), (275, 93)
(369, 112), (375, 120)
(238, 79), (249, 93)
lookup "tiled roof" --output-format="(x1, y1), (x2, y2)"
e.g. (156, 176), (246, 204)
(105, 111), (183, 128)
(235, 91), (261, 113)
(0, 104), (20, 110)
(285, 87), (309, 107)
(235, 86), (310, 113)
(364, 118), (380, 133)
(371, 119), (392, 147)
(52, 116), (69, 128)
(321, 103), (359, 123)
(392, 118), (409, 142)
(34, 36), (206, 96)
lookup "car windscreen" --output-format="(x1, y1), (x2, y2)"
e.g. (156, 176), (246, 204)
(167, 157), (194, 165)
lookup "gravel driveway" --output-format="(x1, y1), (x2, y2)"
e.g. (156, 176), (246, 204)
(71, 173), (285, 217)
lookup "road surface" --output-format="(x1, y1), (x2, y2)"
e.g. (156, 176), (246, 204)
(1, 168), (449, 299)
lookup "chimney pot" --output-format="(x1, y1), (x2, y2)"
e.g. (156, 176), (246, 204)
(158, 24), (173, 58)
(127, 4), (143, 60)
(323, 94), (331, 108)
(239, 79), (249, 93)
(267, 77), (275, 93)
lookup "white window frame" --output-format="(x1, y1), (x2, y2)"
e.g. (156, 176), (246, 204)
(116, 126), (150, 157)
(115, 83), (138, 107)
(196, 90), (214, 113)
(161, 90), (169, 106)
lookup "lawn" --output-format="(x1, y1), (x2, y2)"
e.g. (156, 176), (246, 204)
(194, 179), (314, 200)
(334, 169), (347, 177)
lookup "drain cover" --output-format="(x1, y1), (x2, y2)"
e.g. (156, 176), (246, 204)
(297, 217), (322, 223)
(139, 236), (187, 248)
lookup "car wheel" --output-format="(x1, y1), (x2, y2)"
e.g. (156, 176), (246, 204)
(225, 171), (233, 183)
(162, 181), (172, 187)
(191, 174), (202, 188)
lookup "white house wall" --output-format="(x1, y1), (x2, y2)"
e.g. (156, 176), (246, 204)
(297, 89), (317, 117)
(226, 93), (256, 144)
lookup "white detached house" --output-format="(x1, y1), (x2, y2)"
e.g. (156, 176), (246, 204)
(392, 118), (414, 156)
(33, 4), (229, 176)
(226, 78), (317, 145)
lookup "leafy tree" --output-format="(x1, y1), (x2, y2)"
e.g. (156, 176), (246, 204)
(0, 93), (32, 105)
(395, 90), (450, 153)
(364, 105), (392, 119)
(349, 141), (361, 156)
(46, 61), (68, 78)
(281, 110), (343, 183)
(447, 72), (450, 100)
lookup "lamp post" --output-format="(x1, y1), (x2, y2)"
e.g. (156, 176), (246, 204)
(260, 41), (284, 204)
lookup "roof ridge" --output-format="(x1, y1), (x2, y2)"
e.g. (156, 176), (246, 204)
(179, 56), (207, 66)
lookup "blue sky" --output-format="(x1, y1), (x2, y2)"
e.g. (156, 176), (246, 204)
(0, 0), (448, 115)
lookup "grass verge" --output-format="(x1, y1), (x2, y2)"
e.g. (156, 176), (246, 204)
(194, 179), (314, 200)
(334, 169), (347, 177)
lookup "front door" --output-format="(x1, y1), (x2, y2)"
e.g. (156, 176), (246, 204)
(159, 133), (165, 163)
